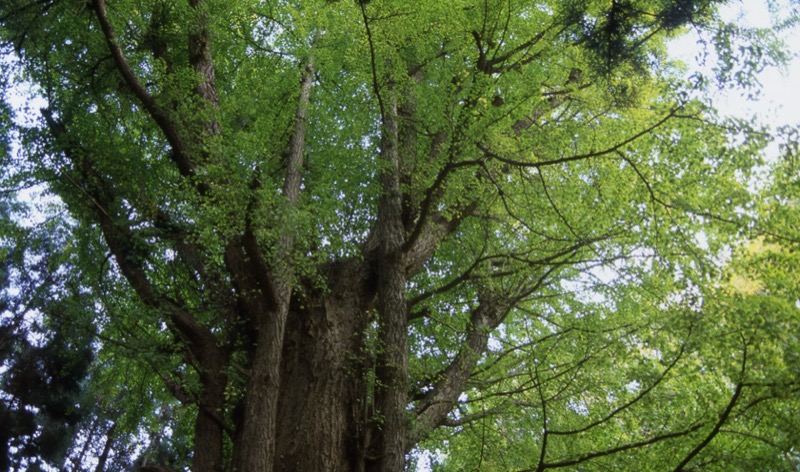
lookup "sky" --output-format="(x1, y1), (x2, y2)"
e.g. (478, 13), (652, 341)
(673, 1), (800, 128)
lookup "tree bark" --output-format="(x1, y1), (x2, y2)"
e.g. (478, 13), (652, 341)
(226, 259), (375, 472)
(230, 57), (316, 472)
(231, 317), (283, 472)
(368, 93), (410, 472)
(191, 352), (227, 472)
(94, 421), (116, 472)
(274, 266), (372, 471)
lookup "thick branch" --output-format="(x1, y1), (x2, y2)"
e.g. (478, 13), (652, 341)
(43, 110), (218, 362)
(282, 58), (313, 206)
(188, 0), (222, 143)
(357, 8), (412, 459)
(90, 0), (195, 179)
(230, 57), (315, 472)
(273, 57), (315, 294)
(410, 295), (509, 446)
(369, 91), (411, 471)
(402, 159), (482, 254)
(410, 241), (594, 447)
(188, 0), (219, 108)
(44, 113), (228, 472)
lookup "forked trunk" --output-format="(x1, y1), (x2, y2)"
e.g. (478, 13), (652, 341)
(229, 264), (381, 471)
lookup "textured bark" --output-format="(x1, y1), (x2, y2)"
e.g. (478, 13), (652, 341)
(231, 321), (282, 472)
(231, 58), (315, 472)
(188, 0), (219, 109)
(191, 353), (227, 472)
(224, 258), (376, 472)
(411, 298), (506, 445)
(368, 95), (410, 472)
(274, 265), (372, 471)
(226, 233), (283, 472)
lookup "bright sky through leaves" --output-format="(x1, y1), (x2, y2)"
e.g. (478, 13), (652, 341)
(671, 1), (800, 126)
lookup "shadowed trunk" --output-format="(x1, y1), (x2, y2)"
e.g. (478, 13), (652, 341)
(192, 356), (227, 472)
(227, 261), (375, 472)
(275, 269), (373, 471)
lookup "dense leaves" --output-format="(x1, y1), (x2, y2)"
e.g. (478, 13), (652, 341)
(0, 0), (798, 470)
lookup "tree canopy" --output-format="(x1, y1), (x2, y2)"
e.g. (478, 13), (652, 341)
(0, 0), (799, 470)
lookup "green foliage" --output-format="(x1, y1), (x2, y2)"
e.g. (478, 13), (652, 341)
(0, 0), (798, 470)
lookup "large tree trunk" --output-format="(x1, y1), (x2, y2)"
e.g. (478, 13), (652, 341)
(230, 58), (315, 472)
(228, 262), (374, 472)
(230, 321), (284, 472)
(191, 356), (226, 472)
(275, 277), (372, 471)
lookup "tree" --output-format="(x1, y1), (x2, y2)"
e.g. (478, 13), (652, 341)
(0, 0), (798, 470)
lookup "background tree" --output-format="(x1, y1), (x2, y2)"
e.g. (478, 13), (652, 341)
(0, 0), (798, 470)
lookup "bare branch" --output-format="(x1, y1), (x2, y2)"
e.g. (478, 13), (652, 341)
(550, 343), (687, 436)
(523, 423), (707, 470)
(671, 342), (748, 472)
(482, 106), (685, 169)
